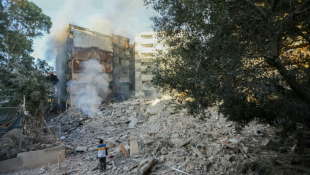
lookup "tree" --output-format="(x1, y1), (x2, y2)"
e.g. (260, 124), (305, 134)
(0, 0), (52, 70)
(0, 58), (53, 118)
(0, 0), (53, 130)
(144, 0), (310, 133)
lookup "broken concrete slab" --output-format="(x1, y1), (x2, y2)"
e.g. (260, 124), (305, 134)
(150, 123), (161, 133)
(66, 145), (73, 150)
(221, 158), (231, 168)
(242, 147), (250, 153)
(130, 140), (139, 157)
(140, 134), (155, 145)
(124, 144), (130, 151)
(208, 156), (215, 163)
(128, 117), (138, 127)
(146, 102), (166, 115)
(160, 147), (168, 155)
(171, 138), (183, 145)
(158, 155), (166, 163)
(120, 144), (129, 158)
(139, 157), (157, 174)
(106, 139), (118, 148)
(152, 142), (161, 156)
(172, 133), (179, 138)
(75, 146), (87, 152)
(178, 138), (191, 148)
(186, 123), (195, 129)
(262, 139), (278, 150)
(191, 146), (206, 159)
(128, 136), (138, 142)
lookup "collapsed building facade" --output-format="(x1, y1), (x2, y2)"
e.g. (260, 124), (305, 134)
(56, 24), (135, 110)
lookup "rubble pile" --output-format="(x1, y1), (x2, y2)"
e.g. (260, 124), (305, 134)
(5, 97), (310, 175)
(0, 128), (60, 161)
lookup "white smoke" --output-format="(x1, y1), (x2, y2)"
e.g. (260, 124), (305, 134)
(69, 59), (109, 117)
(40, 0), (155, 111)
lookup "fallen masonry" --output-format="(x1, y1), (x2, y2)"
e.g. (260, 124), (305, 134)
(3, 97), (310, 175)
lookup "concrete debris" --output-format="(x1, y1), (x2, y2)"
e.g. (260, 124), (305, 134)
(186, 123), (196, 129)
(139, 157), (156, 174)
(4, 97), (307, 175)
(221, 158), (231, 168)
(140, 134), (154, 145)
(178, 138), (192, 148)
(130, 140), (139, 157)
(152, 142), (161, 156)
(158, 155), (166, 163)
(160, 147), (168, 155)
(128, 117), (138, 127)
(191, 146), (206, 159)
(163, 164), (190, 175)
(128, 136), (138, 143)
(106, 139), (117, 148)
(65, 145), (73, 150)
(262, 139), (278, 150)
(38, 165), (47, 174)
(276, 147), (287, 153)
(120, 144), (129, 158)
(75, 146), (87, 152)
(150, 123), (161, 133)
(146, 102), (166, 115)
(242, 146), (250, 153)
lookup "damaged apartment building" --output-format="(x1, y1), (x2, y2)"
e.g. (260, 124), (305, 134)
(56, 24), (135, 109)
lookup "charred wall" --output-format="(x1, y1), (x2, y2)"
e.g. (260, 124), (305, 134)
(55, 24), (134, 110)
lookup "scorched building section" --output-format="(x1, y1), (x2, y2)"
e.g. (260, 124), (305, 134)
(56, 24), (134, 110)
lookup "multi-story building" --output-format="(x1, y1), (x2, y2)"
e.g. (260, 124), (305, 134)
(134, 32), (162, 97)
(56, 24), (134, 110)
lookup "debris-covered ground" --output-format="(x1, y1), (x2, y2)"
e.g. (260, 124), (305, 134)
(0, 126), (61, 162)
(4, 97), (310, 175)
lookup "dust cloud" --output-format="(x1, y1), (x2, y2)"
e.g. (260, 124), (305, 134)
(44, 0), (154, 110)
(68, 59), (109, 117)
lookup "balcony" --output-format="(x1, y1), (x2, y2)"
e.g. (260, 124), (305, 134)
(141, 47), (154, 53)
(141, 39), (155, 44)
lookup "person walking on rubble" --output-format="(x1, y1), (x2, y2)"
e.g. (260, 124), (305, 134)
(97, 139), (109, 172)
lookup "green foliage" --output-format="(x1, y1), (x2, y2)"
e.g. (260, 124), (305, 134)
(144, 0), (310, 131)
(0, 58), (53, 118)
(0, 0), (53, 120)
(0, 0), (52, 69)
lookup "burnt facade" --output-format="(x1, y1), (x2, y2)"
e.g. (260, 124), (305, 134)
(56, 24), (134, 109)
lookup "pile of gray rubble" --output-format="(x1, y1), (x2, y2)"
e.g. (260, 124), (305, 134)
(7, 96), (310, 175)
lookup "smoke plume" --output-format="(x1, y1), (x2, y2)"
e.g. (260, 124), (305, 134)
(42, 0), (155, 111)
(68, 59), (109, 117)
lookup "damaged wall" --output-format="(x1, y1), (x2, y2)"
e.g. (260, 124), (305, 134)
(56, 24), (134, 113)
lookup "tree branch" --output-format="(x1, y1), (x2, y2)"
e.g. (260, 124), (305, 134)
(282, 43), (309, 51)
(264, 0), (271, 9)
(245, 0), (267, 18)
(293, 0), (310, 15)
(250, 15), (262, 21)
(10, 43), (16, 54)
(271, 0), (279, 11)
(295, 28), (310, 44)
(266, 56), (310, 105)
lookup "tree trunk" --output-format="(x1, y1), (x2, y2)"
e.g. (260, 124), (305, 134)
(6, 33), (10, 70)
(42, 117), (54, 137)
(267, 39), (310, 105)
(271, 57), (310, 105)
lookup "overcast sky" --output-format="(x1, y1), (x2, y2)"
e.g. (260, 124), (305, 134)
(30, 0), (156, 66)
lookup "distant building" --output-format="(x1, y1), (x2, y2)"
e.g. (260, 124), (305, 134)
(134, 32), (163, 97)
